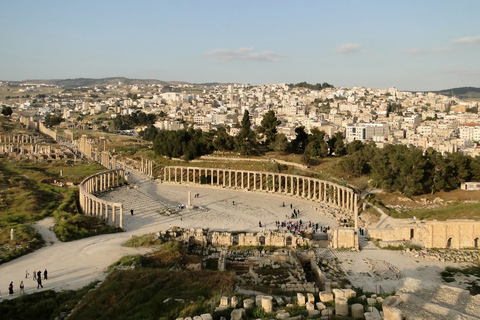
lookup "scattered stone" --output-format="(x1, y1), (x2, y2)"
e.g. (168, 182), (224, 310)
(308, 309), (320, 318)
(306, 302), (315, 311)
(200, 314), (212, 320)
(335, 297), (348, 316)
(351, 303), (364, 319)
(319, 291), (334, 302)
(230, 308), (246, 320)
(262, 296), (273, 313)
(220, 296), (229, 307)
(316, 302), (326, 310)
(307, 293), (315, 303)
(231, 296), (238, 308)
(297, 293), (306, 306)
(243, 299), (254, 310)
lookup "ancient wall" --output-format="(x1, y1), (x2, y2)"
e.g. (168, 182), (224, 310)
(38, 122), (58, 141)
(329, 228), (359, 249)
(367, 220), (480, 249)
(182, 228), (310, 248)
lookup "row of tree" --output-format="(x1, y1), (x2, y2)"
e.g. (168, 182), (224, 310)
(290, 82), (334, 90)
(338, 142), (480, 195)
(111, 112), (156, 130)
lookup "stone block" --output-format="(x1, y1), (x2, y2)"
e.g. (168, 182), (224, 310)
(176, 318), (184, 320)
(297, 293), (306, 306)
(243, 299), (254, 310)
(383, 305), (402, 320)
(321, 308), (333, 316)
(193, 316), (202, 320)
(275, 297), (285, 306)
(276, 311), (290, 319)
(307, 293), (315, 303)
(335, 297), (349, 316)
(286, 303), (294, 308)
(375, 297), (383, 303)
(319, 291), (334, 302)
(351, 303), (364, 318)
(200, 314), (212, 320)
(367, 298), (376, 306)
(306, 302), (315, 311)
(262, 296), (273, 313)
(255, 295), (265, 307)
(316, 302), (326, 310)
(184, 318), (192, 320)
(332, 288), (344, 298)
(343, 288), (356, 299)
(230, 308), (246, 320)
(220, 296), (229, 307)
(308, 310), (320, 318)
(231, 296), (238, 308)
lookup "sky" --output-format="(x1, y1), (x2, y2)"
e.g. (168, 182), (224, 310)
(0, 0), (479, 91)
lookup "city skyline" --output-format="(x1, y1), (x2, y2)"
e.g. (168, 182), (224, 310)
(1, 0), (479, 91)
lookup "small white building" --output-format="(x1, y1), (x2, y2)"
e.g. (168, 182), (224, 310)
(460, 182), (480, 191)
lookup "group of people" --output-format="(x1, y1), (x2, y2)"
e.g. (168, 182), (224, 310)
(8, 269), (49, 295)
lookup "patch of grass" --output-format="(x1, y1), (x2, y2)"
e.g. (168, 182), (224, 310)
(123, 234), (163, 247)
(68, 269), (235, 320)
(0, 281), (99, 320)
(390, 202), (480, 221)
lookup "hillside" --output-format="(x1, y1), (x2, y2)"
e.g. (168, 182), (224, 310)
(432, 87), (480, 100)
(7, 77), (190, 88)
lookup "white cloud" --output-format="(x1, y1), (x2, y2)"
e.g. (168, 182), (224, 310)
(452, 35), (480, 44)
(432, 47), (451, 52)
(403, 48), (427, 54)
(206, 47), (281, 62)
(336, 43), (362, 54)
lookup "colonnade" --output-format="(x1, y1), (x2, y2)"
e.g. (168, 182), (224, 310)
(163, 166), (358, 216)
(78, 169), (126, 228)
(0, 134), (39, 144)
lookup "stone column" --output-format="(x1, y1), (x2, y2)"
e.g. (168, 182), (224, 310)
(119, 205), (123, 228)
(112, 205), (116, 225)
(297, 177), (300, 196)
(354, 194), (358, 229)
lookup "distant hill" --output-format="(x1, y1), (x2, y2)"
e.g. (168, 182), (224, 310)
(431, 87), (480, 100)
(10, 77), (191, 88)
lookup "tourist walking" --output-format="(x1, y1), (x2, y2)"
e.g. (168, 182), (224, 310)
(19, 281), (25, 295)
(37, 270), (41, 281)
(33, 269), (36, 281)
(44, 269), (48, 280)
(25, 269), (29, 279)
(130, 209), (134, 216)
(37, 276), (43, 289)
(8, 281), (14, 295)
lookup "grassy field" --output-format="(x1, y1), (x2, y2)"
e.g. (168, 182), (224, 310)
(0, 157), (117, 263)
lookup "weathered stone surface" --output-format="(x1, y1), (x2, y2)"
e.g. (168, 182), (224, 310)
(276, 311), (290, 319)
(308, 310), (320, 318)
(307, 293), (315, 303)
(275, 296), (285, 306)
(335, 297), (348, 316)
(383, 305), (403, 320)
(297, 293), (306, 306)
(319, 291), (334, 303)
(351, 303), (364, 318)
(200, 314), (212, 320)
(220, 296), (229, 307)
(230, 308), (246, 320)
(316, 302), (326, 310)
(332, 288), (344, 298)
(243, 299), (254, 310)
(343, 288), (356, 299)
(262, 296), (273, 313)
(255, 295), (265, 307)
(367, 298), (376, 306)
(231, 296), (238, 308)
(306, 302), (315, 311)
(193, 316), (203, 320)
(321, 308), (333, 316)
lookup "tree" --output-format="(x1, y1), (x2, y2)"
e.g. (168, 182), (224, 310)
(328, 131), (346, 156)
(304, 128), (329, 158)
(257, 110), (281, 147)
(235, 110), (258, 156)
(212, 126), (234, 151)
(44, 114), (63, 127)
(291, 126), (309, 152)
(270, 133), (290, 153)
(1, 105), (12, 116)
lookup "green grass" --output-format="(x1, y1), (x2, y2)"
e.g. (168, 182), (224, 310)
(123, 233), (164, 247)
(68, 269), (235, 320)
(389, 202), (480, 220)
(0, 281), (99, 320)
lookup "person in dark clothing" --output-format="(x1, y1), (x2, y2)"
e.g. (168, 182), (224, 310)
(44, 269), (48, 280)
(37, 277), (43, 289)
(8, 281), (14, 295)
(130, 209), (134, 216)
(37, 270), (41, 280)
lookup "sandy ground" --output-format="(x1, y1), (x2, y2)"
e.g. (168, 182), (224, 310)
(0, 170), (471, 303)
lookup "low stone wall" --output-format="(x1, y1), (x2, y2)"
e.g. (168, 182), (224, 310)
(182, 228), (310, 248)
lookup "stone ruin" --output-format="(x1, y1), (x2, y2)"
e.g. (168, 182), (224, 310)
(181, 228), (310, 249)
